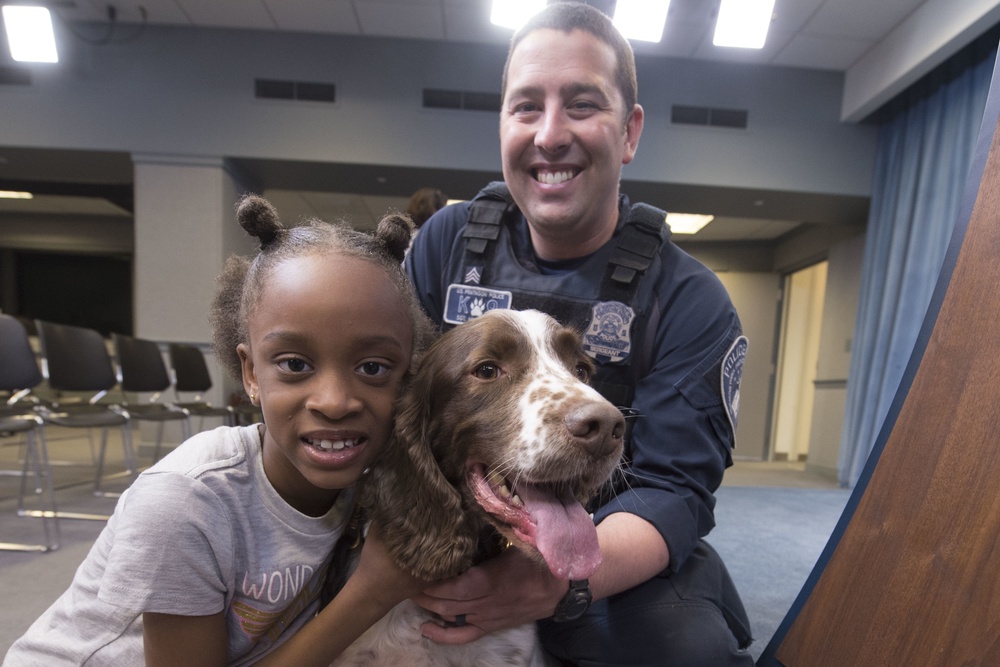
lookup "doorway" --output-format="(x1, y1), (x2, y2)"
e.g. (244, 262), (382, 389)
(769, 261), (828, 462)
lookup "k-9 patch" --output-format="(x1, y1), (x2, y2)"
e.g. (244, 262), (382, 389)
(444, 284), (513, 324)
(582, 301), (634, 364)
(721, 335), (748, 436)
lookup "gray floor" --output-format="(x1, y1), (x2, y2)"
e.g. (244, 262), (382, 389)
(0, 431), (851, 662)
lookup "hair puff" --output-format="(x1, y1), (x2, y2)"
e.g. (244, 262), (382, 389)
(236, 194), (284, 249)
(375, 212), (416, 264)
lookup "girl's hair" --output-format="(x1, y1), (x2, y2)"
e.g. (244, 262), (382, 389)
(210, 194), (435, 388)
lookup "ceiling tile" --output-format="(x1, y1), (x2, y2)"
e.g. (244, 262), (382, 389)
(804, 0), (926, 41)
(175, 0), (276, 30)
(264, 0), (361, 35)
(772, 32), (873, 71)
(354, 1), (445, 40)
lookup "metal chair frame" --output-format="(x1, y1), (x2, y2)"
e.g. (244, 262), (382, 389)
(0, 315), (60, 550)
(167, 342), (239, 431)
(34, 319), (137, 515)
(112, 333), (192, 463)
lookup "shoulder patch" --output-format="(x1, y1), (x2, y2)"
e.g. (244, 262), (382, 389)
(444, 284), (513, 324)
(721, 336), (748, 436)
(583, 301), (635, 364)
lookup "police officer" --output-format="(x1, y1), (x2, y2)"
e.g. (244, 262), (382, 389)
(406, 3), (754, 665)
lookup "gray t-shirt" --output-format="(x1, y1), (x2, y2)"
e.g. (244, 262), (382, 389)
(4, 425), (353, 666)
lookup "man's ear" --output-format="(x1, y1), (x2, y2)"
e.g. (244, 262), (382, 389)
(237, 343), (257, 400)
(622, 104), (644, 165)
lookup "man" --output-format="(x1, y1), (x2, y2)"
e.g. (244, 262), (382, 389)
(405, 3), (753, 665)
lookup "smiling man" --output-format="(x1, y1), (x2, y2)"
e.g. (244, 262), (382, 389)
(405, 3), (754, 665)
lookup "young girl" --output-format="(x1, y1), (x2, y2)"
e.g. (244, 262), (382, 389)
(5, 195), (436, 666)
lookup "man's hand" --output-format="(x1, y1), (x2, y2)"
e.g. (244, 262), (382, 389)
(412, 548), (566, 644)
(413, 513), (669, 645)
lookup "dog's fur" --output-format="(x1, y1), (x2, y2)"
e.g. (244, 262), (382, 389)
(332, 309), (626, 666)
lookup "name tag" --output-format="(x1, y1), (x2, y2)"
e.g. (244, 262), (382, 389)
(444, 284), (513, 324)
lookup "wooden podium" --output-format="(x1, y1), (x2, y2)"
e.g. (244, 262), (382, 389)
(757, 52), (1000, 666)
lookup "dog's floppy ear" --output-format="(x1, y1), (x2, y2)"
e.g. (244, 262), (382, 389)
(359, 357), (477, 581)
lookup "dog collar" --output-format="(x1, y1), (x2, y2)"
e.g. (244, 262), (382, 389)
(552, 579), (592, 622)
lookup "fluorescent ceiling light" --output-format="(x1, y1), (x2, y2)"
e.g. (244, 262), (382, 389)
(714, 0), (775, 49)
(666, 213), (714, 235)
(490, 0), (547, 31)
(0, 190), (34, 199)
(2, 5), (59, 63)
(613, 0), (670, 43)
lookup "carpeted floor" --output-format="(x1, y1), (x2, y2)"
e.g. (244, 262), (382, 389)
(0, 431), (851, 663)
(712, 483), (850, 661)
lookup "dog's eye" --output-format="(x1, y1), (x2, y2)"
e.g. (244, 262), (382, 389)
(574, 364), (591, 383)
(473, 363), (501, 380)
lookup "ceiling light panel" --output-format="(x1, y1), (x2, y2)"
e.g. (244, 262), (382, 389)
(613, 0), (670, 43)
(714, 0), (776, 49)
(2, 5), (58, 63)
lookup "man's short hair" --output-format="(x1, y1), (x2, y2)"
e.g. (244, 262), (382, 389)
(501, 2), (638, 120)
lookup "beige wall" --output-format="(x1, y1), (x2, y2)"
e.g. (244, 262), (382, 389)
(805, 231), (866, 481)
(707, 271), (781, 461)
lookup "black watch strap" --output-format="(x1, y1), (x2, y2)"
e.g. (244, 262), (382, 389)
(552, 579), (592, 622)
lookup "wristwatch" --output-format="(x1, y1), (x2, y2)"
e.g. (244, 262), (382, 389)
(552, 579), (592, 622)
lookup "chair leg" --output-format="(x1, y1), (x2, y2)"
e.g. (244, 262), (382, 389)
(151, 422), (165, 464)
(93, 426), (110, 496)
(4, 428), (60, 552)
(20, 424), (112, 523)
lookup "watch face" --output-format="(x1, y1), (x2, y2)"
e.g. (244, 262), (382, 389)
(555, 580), (592, 622)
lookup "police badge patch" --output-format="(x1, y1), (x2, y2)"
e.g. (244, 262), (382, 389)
(583, 301), (634, 364)
(444, 284), (513, 324)
(721, 335), (748, 437)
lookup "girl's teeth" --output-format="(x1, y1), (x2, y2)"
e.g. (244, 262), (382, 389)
(313, 439), (356, 451)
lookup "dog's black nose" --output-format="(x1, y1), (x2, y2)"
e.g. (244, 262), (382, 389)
(564, 401), (627, 458)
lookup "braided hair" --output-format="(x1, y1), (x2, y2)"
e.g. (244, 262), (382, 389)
(210, 194), (434, 391)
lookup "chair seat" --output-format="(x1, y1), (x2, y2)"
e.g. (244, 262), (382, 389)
(0, 414), (41, 435)
(38, 406), (129, 429)
(123, 404), (189, 422)
(174, 402), (233, 418)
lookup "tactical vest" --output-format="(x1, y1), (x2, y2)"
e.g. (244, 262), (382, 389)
(442, 182), (668, 408)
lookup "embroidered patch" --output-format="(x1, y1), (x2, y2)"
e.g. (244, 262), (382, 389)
(582, 301), (634, 364)
(444, 284), (513, 324)
(721, 336), (748, 436)
(464, 266), (482, 285)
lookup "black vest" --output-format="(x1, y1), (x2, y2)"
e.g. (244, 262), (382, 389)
(445, 182), (668, 408)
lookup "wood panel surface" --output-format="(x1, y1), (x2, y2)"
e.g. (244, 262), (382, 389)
(759, 58), (1000, 667)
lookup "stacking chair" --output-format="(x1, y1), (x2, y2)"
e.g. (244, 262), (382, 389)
(112, 333), (191, 463)
(0, 315), (59, 551)
(167, 343), (238, 432)
(35, 319), (137, 507)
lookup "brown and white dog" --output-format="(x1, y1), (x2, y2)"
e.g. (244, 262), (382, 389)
(333, 309), (626, 666)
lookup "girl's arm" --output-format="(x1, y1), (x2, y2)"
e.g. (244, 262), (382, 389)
(253, 521), (426, 667)
(142, 522), (424, 667)
(144, 611), (228, 667)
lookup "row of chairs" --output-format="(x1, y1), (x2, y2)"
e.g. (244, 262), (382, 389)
(0, 315), (256, 553)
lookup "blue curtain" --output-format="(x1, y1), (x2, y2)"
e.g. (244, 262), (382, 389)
(838, 37), (998, 488)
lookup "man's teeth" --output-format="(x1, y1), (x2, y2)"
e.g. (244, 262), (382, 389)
(536, 170), (575, 185)
(488, 471), (524, 508)
(310, 438), (358, 451)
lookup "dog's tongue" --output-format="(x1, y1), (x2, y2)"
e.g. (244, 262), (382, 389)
(515, 482), (601, 580)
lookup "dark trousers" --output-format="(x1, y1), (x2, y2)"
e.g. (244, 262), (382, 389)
(538, 541), (754, 667)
